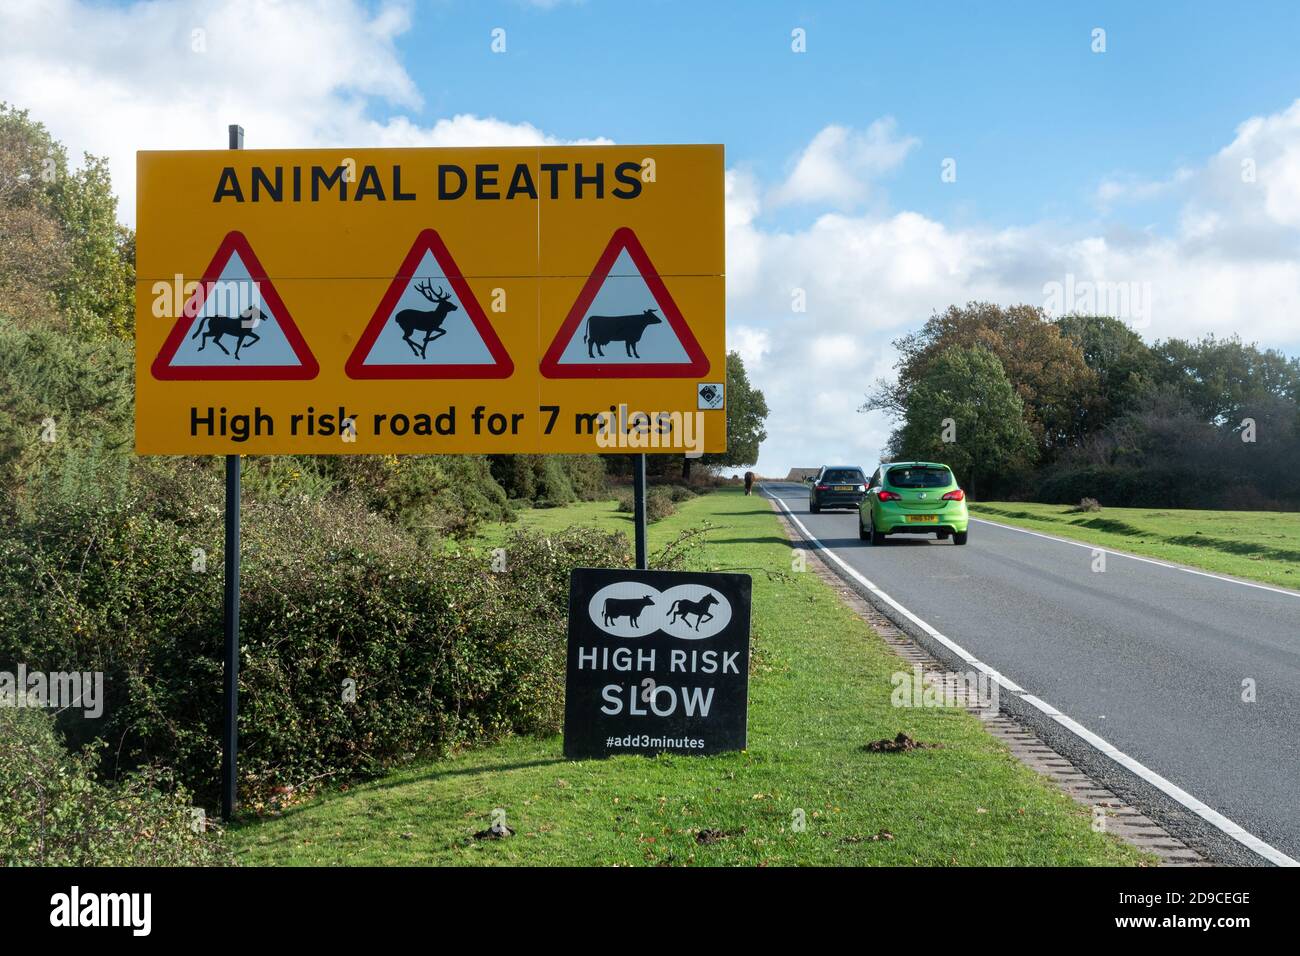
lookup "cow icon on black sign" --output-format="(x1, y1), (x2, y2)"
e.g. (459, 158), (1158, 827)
(603, 594), (656, 628)
(667, 593), (720, 631)
(584, 308), (662, 358)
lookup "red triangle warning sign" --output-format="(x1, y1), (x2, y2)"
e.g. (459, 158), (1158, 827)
(540, 227), (710, 379)
(345, 229), (514, 380)
(151, 231), (319, 381)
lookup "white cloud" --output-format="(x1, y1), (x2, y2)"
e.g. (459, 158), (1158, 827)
(0, 0), (605, 224)
(768, 119), (918, 209)
(1095, 167), (1193, 207)
(732, 110), (1300, 476)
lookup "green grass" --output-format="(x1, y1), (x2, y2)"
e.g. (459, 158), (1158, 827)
(471, 498), (636, 549)
(230, 489), (1149, 866)
(970, 501), (1300, 591)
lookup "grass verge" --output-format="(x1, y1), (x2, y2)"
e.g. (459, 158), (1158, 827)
(230, 488), (1149, 866)
(970, 501), (1300, 591)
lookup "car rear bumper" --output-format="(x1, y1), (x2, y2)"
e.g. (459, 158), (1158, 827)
(866, 502), (969, 533)
(813, 493), (865, 508)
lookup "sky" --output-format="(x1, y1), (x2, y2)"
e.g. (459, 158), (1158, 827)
(4, 0), (1300, 475)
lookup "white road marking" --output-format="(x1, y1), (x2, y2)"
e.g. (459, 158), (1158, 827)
(763, 484), (1298, 867)
(971, 515), (1300, 599)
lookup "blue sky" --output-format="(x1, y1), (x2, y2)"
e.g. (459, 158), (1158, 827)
(390, 0), (1300, 233)
(6, 0), (1300, 473)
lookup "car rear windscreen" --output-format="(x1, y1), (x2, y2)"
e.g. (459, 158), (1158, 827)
(887, 466), (952, 488)
(822, 469), (864, 483)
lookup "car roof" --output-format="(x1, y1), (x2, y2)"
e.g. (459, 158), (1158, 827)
(820, 464), (864, 470)
(884, 461), (950, 469)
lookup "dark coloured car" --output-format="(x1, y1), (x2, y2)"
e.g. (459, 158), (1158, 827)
(808, 465), (867, 513)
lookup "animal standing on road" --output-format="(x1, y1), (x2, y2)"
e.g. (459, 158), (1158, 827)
(602, 595), (656, 628)
(396, 280), (458, 359)
(584, 308), (663, 358)
(191, 307), (270, 360)
(668, 593), (721, 631)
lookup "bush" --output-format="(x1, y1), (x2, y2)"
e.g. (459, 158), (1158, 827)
(0, 486), (630, 810)
(0, 706), (232, 866)
(666, 483), (698, 503)
(489, 454), (608, 508)
(616, 486), (676, 523)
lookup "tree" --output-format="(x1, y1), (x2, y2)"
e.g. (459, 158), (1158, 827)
(1152, 334), (1300, 426)
(865, 302), (1096, 458)
(688, 351), (769, 478)
(0, 103), (134, 339)
(894, 345), (1037, 497)
(1055, 314), (1160, 436)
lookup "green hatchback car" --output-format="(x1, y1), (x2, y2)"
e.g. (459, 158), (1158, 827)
(859, 462), (969, 545)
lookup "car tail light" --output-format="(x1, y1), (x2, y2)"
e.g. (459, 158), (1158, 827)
(878, 490), (901, 501)
(942, 489), (965, 501)
(815, 484), (828, 491)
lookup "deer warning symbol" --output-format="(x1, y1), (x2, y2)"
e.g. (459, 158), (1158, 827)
(345, 229), (513, 380)
(151, 231), (319, 381)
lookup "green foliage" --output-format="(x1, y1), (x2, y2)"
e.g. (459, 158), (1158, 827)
(1055, 314), (1160, 432)
(317, 454), (513, 542)
(0, 103), (133, 340)
(0, 707), (232, 866)
(615, 485), (676, 522)
(867, 302), (1096, 459)
(489, 454), (608, 507)
(0, 483), (630, 810)
(0, 316), (134, 516)
(700, 351), (769, 469)
(1152, 334), (1300, 425)
(895, 345), (1038, 496)
(50, 155), (134, 338)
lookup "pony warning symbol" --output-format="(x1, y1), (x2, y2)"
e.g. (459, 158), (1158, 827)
(345, 229), (513, 380)
(151, 231), (319, 380)
(540, 227), (709, 379)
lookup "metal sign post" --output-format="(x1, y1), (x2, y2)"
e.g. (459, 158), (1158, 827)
(220, 123), (243, 823)
(632, 453), (648, 570)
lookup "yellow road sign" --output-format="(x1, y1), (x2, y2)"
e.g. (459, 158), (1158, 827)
(135, 145), (725, 455)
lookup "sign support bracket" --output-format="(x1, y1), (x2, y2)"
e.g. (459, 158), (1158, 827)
(220, 122), (243, 824)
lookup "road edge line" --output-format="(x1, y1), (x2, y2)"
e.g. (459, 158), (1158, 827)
(765, 486), (1298, 868)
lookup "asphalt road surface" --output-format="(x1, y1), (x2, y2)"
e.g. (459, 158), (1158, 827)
(762, 481), (1300, 864)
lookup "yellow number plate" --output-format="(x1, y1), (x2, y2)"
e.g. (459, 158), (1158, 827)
(905, 514), (939, 523)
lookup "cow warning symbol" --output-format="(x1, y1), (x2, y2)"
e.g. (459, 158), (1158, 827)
(151, 231), (319, 381)
(540, 227), (710, 378)
(345, 229), (513, 380)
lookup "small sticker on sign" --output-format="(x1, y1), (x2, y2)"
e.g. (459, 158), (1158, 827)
(698, 382), (724, 409)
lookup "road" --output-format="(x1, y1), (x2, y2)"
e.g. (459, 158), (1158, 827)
(761, 481), (1300, 864)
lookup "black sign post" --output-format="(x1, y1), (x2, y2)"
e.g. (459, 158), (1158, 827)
(220, 123), (243, 823)
(631, 453), (647, 570)
(563, 568), (751, 759)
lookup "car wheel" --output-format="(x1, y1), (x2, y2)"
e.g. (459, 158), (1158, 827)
(809, 501), (820, 514)
(858, 520), (869, 541)
(953, 530), (969, 546)
(871, 526), (886, 546)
